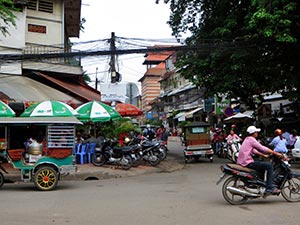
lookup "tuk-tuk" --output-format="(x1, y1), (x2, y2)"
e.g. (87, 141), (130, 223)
(0, 117), (82, 191)
(183, 122), (214, 163)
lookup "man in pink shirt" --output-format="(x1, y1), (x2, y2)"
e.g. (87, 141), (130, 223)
(237, 125), (282, 195)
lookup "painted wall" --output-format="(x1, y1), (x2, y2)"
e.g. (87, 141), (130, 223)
(25, 1), (63, 46)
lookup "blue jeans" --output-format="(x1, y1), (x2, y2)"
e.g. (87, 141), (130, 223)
(247, 161), (275, 191)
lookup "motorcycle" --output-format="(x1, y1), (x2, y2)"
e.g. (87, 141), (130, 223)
(91, 138), (133, 170)
(216, 155), (300, 205)
(226, 138), (241, 163)
(153, 139), (168, 160)
(126, 135), (162, 166)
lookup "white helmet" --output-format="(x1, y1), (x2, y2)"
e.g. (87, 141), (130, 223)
(146, 124), (151, 128)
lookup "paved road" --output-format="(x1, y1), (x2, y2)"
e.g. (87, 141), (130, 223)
(2, 154), (300, 225)
(1, 137), (300, 225)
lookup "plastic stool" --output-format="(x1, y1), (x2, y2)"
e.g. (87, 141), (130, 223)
(75, 144), (88, 164)
(86, 143), (96, 163)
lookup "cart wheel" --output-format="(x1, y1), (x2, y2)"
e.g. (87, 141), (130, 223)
(34, 166), (58, 191)
(0, 172), (4, 188)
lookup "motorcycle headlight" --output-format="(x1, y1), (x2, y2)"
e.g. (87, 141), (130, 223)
(124, 137), (130, 143)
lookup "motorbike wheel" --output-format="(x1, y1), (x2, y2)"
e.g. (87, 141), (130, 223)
(281, 177), (300, 202)
(131, 153), (142, 167)
(159, 145), (168, 160)
(91, 153), (106, 166)
(0, 172), (4, 188)
(121, 155), (132, 170)
(147, 153), (161, 166)
(222, 176), (248, 205)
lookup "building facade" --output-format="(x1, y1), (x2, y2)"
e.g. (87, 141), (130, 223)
(0, 0), (100, 114)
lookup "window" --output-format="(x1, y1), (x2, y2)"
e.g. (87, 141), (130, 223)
(27, 0), (53, 13)
(47, 126), (75, 149)
(191, 127), (206, 134)
(27, 0), (37, 10)
(39, 0), (53, 13)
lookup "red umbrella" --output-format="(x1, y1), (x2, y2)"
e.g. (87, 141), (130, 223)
(115, 103), (143, 116)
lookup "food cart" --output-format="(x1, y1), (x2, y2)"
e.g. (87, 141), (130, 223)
(0, 117), (82, 191)
(183, 122), (214, 163)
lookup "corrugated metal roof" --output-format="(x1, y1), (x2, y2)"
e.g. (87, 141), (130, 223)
(0, 75), (81, 103)
(36, 72), (101, 102)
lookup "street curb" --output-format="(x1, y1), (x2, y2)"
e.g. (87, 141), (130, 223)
(63, 156), (184, 181)
(3, 156), (185, 183)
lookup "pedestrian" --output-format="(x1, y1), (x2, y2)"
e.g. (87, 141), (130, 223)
(289, 129), (298, 149)
(269, 129), (288, 153)
(143, 124), (155, 140)
(156, 125), (164, 141)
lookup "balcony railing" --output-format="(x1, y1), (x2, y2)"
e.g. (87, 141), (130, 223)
(24, 44), (81, 66)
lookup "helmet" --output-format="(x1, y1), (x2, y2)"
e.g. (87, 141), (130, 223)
(275, 129), (282, 135)
(146, 124), (151, 128)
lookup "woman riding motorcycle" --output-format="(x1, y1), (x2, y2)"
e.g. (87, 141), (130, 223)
(236, 125), (282, 195)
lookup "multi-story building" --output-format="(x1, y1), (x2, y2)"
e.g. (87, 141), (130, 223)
(149, 51), (206, 126)
(0, 0), (100, 114)
(138, 46), (174, 118)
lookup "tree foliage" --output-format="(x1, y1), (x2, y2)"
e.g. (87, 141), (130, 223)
(0, 0), (17, 36)
(165, 0), (300, 111)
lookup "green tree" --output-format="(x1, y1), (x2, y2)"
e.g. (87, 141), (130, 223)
(165, 0), (300, 112)
(0, 0), (17, 36)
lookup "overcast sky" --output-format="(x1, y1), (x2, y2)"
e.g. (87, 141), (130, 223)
(72, 0), (178, 89)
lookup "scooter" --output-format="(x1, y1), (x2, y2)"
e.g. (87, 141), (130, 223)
(91, 138), (133, 170)
(216, 154), (300, 205)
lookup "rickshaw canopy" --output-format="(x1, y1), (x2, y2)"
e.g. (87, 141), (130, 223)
(0, 116), (82, 125)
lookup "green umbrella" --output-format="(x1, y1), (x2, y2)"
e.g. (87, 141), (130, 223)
(21, 100), (78, 117)
(75, 100), (121, 122)
(0, 100), (16, 117)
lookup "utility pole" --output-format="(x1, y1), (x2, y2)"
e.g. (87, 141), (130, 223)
(95, 67), (98, 90)
(109, 32), (117, 83)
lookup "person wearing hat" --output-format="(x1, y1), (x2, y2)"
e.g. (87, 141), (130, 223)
(237, 125), (282, 195)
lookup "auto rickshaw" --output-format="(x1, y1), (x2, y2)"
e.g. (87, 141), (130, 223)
(0, 117), (81, 191)
(183, 122), (214, 163)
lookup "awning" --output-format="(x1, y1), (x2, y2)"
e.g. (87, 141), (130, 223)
(167, 84), (196, 96)
(0, 75), (81, 103)
(185, 107), (203, 118)
(174, 112), (186, 119)
(173, 107), (203, 121)
(35, 72), (101, 102)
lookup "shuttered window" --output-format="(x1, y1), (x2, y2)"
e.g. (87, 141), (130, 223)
(27, 0), (53, 13)
(38, 0), (53, 13)
(27, 0), (37, 10)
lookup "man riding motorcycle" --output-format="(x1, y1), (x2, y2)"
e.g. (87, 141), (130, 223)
(236, 125), (282, 195)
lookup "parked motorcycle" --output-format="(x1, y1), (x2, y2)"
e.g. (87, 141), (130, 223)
(126, 135), (162, 166)
(156, 140), (168, 160)
(216, 155), (300, 205)
(226, 138), (241, 163)
(91, 138), (133, 170)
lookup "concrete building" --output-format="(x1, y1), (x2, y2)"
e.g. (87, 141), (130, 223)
(138, 46), (174, 118)
(0, 0), (100, 114)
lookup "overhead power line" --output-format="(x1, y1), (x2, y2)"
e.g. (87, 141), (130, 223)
(0, 42), (247, 62)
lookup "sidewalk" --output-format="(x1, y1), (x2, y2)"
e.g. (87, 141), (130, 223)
(65, 155), (183, 181)
(1, 137), (184, 182)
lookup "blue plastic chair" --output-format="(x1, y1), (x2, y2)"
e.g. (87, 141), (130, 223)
(86, 143), (96, 163)
(75, 144), (88, 164)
